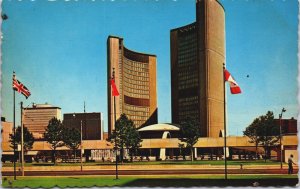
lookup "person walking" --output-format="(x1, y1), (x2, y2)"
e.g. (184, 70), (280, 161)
(288, 154), (296, 174)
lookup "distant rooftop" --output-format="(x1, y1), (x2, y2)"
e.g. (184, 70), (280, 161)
(25, 103), (61, 109)
(34, 104), (52, 108)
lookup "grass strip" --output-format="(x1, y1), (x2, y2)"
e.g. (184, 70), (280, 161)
(2, 175), (298, 188)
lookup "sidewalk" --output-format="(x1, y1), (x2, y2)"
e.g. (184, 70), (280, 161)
(2, 164), (297, 172)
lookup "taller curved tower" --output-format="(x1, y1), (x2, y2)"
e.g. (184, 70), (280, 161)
(107, 36), (158, 135)
(171, 0), (225, 137)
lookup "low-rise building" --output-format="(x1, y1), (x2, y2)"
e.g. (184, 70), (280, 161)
(23, 103), (62, 139)
(63, 112), (103, 140)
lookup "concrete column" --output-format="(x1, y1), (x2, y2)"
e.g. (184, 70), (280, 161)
(194, 147), (198, 159)
(160, 148), (166, 160)
(159, 131), (170, 160)
(223, 147), (229, 158)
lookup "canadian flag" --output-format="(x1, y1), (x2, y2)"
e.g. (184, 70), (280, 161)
(224, 69), (241, 94)
(110, 78), (119, 96)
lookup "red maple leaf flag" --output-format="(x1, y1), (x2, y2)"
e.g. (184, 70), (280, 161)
(224, 69), (241, 94)
(12, 73), (31, 99)
(110, 78), (119, 96)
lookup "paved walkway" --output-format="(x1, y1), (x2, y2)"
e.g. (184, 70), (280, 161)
(2, 164), (298, 171)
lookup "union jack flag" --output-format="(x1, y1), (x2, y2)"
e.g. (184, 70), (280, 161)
(12, 73), (31, 99)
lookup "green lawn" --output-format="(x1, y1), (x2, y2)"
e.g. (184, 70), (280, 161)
(2, 159), (282, 167)
(2, 175), (298, 188)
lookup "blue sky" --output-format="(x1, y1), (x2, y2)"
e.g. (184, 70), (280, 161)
(1, 0), (298, 135)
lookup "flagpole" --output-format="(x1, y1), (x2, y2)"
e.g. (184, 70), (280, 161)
(113, 68), (118, 180)
(13, 72), (17, 180)
(21, 101), (24, 176)
(223, 64), (228, 180)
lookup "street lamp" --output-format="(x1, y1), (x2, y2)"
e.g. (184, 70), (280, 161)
(279, 108), (286, 169)
(73, 113), (83, 171)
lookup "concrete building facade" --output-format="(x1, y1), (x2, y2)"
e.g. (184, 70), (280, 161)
(170, 0), (225, 137)
(107, 36), (158, 134)
(63, 112), (103, 140)
(23, 104), (62, 139)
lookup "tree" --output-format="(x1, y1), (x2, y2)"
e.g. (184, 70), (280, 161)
(124, 124), (142, 162)
(44, 117), (64, 164)
(62, 127), (81, 159)
(243, 118), (260, 159)
(243, 111), (280, 161)
(107, 114), (142, 162)
(9, 126), (34, 152)
(179, 117), (201, 162)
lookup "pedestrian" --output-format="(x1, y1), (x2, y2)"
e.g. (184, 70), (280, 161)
(288, 154), (296, 174)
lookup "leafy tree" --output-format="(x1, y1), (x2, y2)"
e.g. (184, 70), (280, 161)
(124, 124), (142, 162)
(9, 126), (34, 152)
(179, 117), (201, 162)
(62, 127), (81, 159)
(107, 114), (142, 162)
(243, 111), (280, 161)
(44, 117), (64, 164)
(243, 118), (260, 159)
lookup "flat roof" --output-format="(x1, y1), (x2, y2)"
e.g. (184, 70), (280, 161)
(138, 123), (180, 132)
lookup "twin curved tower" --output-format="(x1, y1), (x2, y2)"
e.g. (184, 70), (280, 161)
(108, 0), (225, 138)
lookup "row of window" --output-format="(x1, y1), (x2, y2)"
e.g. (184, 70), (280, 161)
(178, 43), (197, 52)
(178, 70), (197, 80)
(178, 110), (199, 117)
(178, 34), (196, 44)
(178, 114), (199, 123)
(123, 76), (149, 87)
(178, 53), (197, 62)
(123, 73), (149, 82)
(178, 104), (199, 112)
(179, 96), (198, 102)
(178, 77), (197, 84)
(124, 59), (149, 72)
(123, 84), (149, 92)
(178, 96), (199, 114)
(178, 72), (194, 78)
(124, 109), (149, 117)
(177, 60), (197, 68)
(125, 105), (149, 112)
(133, 120), (145, 127)
(123, 91), (150, 99)
(124, 70), (149, 80)
(124, 58), (149, 69)
(178, 84), (198, 90)
(124, 88), (149, 97)
(123, 67), (149, 78)
(127, 114), (148, 122)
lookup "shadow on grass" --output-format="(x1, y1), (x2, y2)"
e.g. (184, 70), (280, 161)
(95, 163), (118, 166)
(31, 163), (54, 166)
(122, 178), (299, 187)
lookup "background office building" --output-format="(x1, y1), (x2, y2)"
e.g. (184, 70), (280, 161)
(1, 117), (13, 143)
(63, 112), (103, 140)
(170, 0), (225, 137)
(107, 36), (158, 134)
(23, 103), (62, 139)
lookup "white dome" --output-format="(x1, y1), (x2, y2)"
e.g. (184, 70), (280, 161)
(138, 123), (180, 131)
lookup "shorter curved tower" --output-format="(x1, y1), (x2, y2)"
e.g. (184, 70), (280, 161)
(107, 36), (157, 135)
